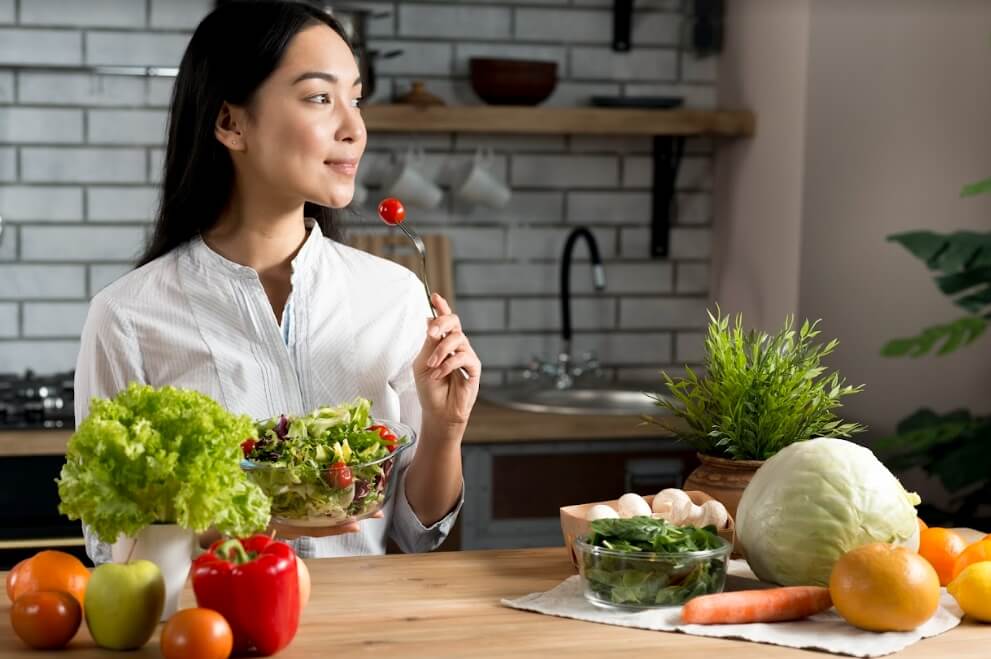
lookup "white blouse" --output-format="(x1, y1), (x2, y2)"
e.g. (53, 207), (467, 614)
(75, 220), (462, 561)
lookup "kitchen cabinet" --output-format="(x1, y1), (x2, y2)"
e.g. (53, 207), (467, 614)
(449, 401), (690, 550)
(0, 548), (981, 658)
(0, 455), (86, 570)
(460, 438), (697, 550)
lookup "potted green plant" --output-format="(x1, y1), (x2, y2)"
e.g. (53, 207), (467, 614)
(645, 310), (866, 518)
(878, 176), (991, 528)
(57, 383), (271, 618)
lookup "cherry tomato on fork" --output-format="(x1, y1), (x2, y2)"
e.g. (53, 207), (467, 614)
(240, 438), (256, 457)
(377, 197), (406, 225)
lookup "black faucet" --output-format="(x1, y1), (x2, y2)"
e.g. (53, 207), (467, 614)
(560, 227), (606, 358)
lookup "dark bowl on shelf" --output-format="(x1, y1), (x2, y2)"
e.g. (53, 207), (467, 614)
(469, 57), (558, 106)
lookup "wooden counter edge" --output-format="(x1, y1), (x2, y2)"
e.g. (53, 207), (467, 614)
(0, 402), (683, 457)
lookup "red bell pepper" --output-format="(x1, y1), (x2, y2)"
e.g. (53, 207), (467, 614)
(192, 534), (300, 656)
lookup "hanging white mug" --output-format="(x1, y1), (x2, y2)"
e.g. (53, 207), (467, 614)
(453, 148), (511, 209)
(382, 148), (443, 209)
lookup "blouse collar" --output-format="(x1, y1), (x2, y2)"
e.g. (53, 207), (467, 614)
(188, 218), (324, 279)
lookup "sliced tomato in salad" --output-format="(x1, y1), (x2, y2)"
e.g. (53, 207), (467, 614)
(324, 462), (353, 489)
(368, 424), (399, 452)
(240, 438), (257, 457)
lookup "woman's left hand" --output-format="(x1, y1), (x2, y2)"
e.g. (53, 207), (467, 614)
(413, 293), (481, 428)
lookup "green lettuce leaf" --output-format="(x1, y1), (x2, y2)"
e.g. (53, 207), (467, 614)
(57, 383), (270, 543)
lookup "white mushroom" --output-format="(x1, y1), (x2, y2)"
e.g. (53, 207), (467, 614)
(617, 493), (653, 518)
(682, 503), (708, 527)
(585, 504), (620, 522)
(699, 499), (730, 529)
(652, 489), (695, 524)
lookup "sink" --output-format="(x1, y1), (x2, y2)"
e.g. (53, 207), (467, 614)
(482, 384), (667, 416)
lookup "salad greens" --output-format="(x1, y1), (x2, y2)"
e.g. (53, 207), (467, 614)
(57, 384), (271, 542)
(579, 517), (729, 607)
(243, 398), (410, 524)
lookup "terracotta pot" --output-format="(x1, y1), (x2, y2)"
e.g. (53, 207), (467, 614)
(682, 453), (765, 521)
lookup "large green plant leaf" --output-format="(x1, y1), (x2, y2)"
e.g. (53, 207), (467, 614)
(888, 231), (991, 276)
(886, 231), (991, 347)
(962, 177), (991, 197)
(879, 408), (991, 493)
(881, 316), (987, 357)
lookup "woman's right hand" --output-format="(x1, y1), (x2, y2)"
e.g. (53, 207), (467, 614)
(267, 511), (383, 540)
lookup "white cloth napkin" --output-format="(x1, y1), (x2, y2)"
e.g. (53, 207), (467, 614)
(501, 560), (962, 657)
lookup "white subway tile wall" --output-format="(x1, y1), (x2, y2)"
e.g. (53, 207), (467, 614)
(0, 301), (16, 337)
(0, 0), (715, 383)
(0, 72), (12, 102)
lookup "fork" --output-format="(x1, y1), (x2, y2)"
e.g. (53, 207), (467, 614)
(388, 215), (471, 381)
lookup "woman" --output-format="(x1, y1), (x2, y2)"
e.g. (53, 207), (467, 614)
(75, 1), (480, 561)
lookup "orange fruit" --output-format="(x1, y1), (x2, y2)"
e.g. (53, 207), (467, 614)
(918, 517), (929, 534)
(952, 539), (991, 581)
(11, 551), (90, 608)
(918, 527), (967, 586)
(5, 559), (27, 602)
(830, 543), (940, 632)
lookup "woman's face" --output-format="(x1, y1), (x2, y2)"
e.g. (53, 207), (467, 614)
(233, 24), (366, 209)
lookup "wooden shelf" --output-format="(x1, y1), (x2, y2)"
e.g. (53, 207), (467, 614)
(362, 104), (755, 137)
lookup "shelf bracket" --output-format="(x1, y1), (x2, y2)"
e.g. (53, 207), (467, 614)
(612, 0), (633, 52)
(650, 136), (686, 258)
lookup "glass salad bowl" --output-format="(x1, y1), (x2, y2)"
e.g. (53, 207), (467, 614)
(574, 535), (731, 610)
(241, 402), (416, 530)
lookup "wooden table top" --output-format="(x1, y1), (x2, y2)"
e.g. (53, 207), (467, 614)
(0, 547), (985, 658)
(0, 400), (678, 457)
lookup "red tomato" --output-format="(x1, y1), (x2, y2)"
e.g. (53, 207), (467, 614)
(368, 424), (399, 448)
(324, 462), (353, 489)
(10, 590), (82, 650)
(240, 438), (256, 457)
(160, 608), (233, 659)
(377, 197), (406, 225)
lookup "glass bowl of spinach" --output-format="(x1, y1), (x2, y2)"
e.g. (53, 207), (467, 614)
(575, 517), (731, 609)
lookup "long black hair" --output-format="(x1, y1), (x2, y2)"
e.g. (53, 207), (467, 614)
(138, 1), (350, 267)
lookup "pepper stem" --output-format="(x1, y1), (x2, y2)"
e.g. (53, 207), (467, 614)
(215, 538), (254, 564)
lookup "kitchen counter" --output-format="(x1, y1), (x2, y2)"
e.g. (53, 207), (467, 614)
(0, 400), (678, 457)
(0, 546), (983, 657)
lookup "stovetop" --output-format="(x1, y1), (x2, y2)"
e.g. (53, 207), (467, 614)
(0, 371), (75, 430)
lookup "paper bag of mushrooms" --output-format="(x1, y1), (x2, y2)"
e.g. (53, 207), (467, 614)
(587, 489), (730, 529)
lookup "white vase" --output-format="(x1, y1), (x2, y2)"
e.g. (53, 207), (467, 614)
(111, 523), (196, 620)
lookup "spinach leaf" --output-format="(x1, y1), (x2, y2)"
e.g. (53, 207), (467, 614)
(580, 517), (728, 607)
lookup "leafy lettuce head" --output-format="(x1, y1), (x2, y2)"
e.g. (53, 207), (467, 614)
(57, 383), (270, 542)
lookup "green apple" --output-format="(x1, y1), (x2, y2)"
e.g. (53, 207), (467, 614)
(84, 560), (165, 650)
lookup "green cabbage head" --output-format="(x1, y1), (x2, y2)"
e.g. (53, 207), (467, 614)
(736, 437), (921, 586)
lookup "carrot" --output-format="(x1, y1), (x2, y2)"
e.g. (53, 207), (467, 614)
(681, 586), (832, 625)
